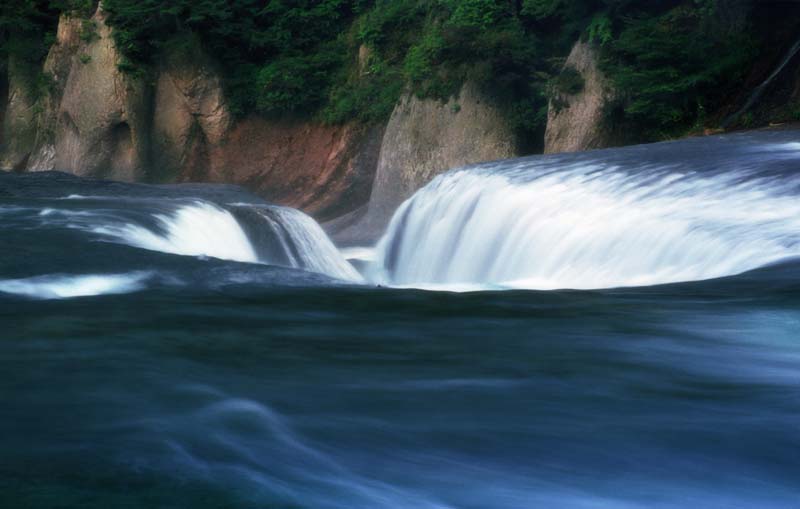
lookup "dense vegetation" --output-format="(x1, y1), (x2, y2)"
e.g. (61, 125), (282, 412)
(0, 0), (781, 144)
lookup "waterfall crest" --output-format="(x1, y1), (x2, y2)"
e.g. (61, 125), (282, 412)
(77, 200), (360, 282)
(231, 205), (362, 282)
(371, 133), (800, 290)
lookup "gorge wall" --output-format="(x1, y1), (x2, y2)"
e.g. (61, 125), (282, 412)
(0, 6), (519, 227)
(3, 4), (800, 234)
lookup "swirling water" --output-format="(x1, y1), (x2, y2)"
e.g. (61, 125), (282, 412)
(2, 131), (800, 509)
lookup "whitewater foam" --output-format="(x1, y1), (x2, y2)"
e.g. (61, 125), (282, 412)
(0, 272), (150, 299)
(255, 206), (362, 281)
(371, 137), (800, 290)
(93, 201), (259, 263)
(81, 200), (360, 281)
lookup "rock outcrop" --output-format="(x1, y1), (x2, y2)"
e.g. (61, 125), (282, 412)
(0, 8), (381, 220)
(51, 9), (149, 181)
(0, 58), (38, 171)
(151, 44), (232, 183)
(1, 9), (150, 180)
(544, 40), (618, 154)
(211, 119), (384, 220)
(150, 44), (383, 221)
(26, 14), (84, 171)
(330, 82), (519, 244)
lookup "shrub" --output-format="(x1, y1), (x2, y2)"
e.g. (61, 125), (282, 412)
(79, 19), (98, 43)
(550, 66), (584, 96)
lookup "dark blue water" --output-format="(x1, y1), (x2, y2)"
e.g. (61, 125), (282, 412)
(2, 135), (800, 509)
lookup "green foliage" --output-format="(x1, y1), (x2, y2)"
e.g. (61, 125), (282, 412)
(550, 66), (584, 96)
(604, 5), (757, 138)
(403, 27), (448, 94)
(0, 0), (768, 147)
(101, 0), (365, 115)
(0, 1), (62, 102)
(79, 19), (97, 42)
(445, 0), (506, 30)
(586, 13), (612, 45)
(48, 0), (96, 17)
(78, 53), (90, 64)
(256, 43), (344, 114)
(323, 55), (405, 123)
(791, 103), (800, 122)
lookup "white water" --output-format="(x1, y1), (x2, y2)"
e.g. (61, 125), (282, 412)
(83, 201), (360, 281)
(371, 141), (800, 290)
(93, 202), (260, 263)
(0, 272), (150, 299)
(253, 206), (362, 282)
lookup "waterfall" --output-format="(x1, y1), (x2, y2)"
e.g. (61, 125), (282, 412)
(370, 132), (800, 290)
(76, 200), (361, 282)
(91, 201), (260, 263)
(231, 204), (363, 282)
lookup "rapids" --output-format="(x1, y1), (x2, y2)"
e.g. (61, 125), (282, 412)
(1, 131), (800, 509)
(371, 131), (800, 289)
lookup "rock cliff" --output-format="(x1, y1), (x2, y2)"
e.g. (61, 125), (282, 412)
(149, 44), (383, 220)
(51, 10), (150, 181)
(0, 7), (382, 221)
(1, 10), (149, 180)
(329, 83), (519, 244)
(0, 8), (520, 229)
(544, 40), (619, 154)
(0, 57), (38, 171)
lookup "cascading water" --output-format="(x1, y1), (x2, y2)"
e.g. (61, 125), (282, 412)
(96, 201), (361, 282)
(91, 201), (260, 263)
(371, 131), (800, 290)
(230, 204), (362, 282)
(35, 193), (361, 283)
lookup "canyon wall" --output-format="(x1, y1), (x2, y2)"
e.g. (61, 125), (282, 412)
(0, 7), (518, 227)
(4, 8), (799, 238)
(0, 7), (384, 221)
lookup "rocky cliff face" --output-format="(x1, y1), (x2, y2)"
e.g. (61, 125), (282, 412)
(149, 45), (383, 220)
(1, 10), (149, 180)
(0, 7), (382, 221)
(329, 82), (519, 244)
(544, 40), (619, 154)
(150, 46), (232, 183)
(0, 57), (38, 171)
(0, 9), (521, 229)
(51, 10), (150, 181)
